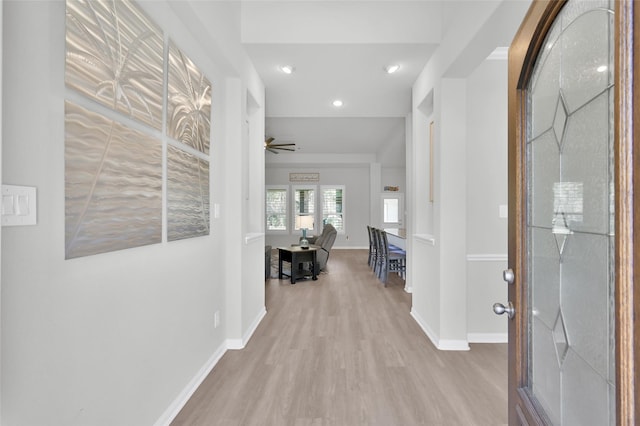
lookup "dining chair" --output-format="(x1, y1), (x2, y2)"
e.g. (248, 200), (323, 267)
(366, 225), (377, 269)
(376, 229), (406, 286)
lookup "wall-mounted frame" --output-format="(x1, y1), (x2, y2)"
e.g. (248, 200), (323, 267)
(166, 145), (210, 241)
(429, 120), (434, 203)
(289, 172), (319, 183)
(167, 40), (211, 155)
(65, 0), (164, 129)
(64, 101), (162, 259)
(65, 0), (212, 258)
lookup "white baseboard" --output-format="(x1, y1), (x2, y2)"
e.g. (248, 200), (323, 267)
(410, 309), (439, 348)
(243, 307), (267, 347)
(468, 333), (508, 343)
(227, 306), (267, 350)
(438, 339), (470, 351)
(155, 306), (267, 425)
(226, 338), (244, 350)
(333, 246), (368, 250)
(410, 309), (470, 351)
(154, 343), (227, 426)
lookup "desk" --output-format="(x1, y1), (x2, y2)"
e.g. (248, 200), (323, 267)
(278, 246), (318, 284)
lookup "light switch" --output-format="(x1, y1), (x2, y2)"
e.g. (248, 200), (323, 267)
(2, 195), (15, 215)
(2, 185), (37, 226)
(17, 195), (30, 215)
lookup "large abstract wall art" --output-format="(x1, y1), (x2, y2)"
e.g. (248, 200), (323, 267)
(65, 0), (212, 258)
(167, 146), (210, 241)
(167, 40), (212, 155)
(65, 102), (162, 259)
(65, 0), (164, 129)
(167, 41), (212, 240)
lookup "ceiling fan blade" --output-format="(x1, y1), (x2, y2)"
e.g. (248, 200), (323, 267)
(269, 143), (296, 147)
(264, 136), (296, 153)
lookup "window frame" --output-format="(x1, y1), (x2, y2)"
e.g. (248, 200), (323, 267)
(380, 192), (404, 228)
(265, 185), (289, 234)
(320, 185), (346, 234)
(292, 185), (317, 235)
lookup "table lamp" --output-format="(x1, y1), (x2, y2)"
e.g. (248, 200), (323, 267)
(296, 215), (314, 249)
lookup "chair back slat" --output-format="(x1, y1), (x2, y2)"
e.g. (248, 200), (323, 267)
(372, 228), (406, 286)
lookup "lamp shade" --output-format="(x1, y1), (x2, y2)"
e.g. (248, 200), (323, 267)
(295, 215), (314, 230)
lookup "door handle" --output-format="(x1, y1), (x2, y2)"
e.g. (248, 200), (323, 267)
(493, 302), (515, 319)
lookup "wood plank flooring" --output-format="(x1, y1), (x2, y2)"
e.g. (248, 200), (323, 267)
(171, 249), (507, 426)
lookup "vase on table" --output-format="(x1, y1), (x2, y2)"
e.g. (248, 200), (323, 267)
(300, 228), (309, 249)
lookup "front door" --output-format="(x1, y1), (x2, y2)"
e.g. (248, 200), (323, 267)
(502, 0), (638, 424)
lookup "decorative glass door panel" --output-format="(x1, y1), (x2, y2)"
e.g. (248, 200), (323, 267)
(526, 1), (615, 424)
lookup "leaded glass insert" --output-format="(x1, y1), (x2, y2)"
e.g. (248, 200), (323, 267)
(526, 1), (615, 424)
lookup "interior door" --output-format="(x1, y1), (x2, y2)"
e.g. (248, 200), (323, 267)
(502, 0), (638, 424)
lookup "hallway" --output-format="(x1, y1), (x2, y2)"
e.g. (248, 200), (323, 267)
(172, 249), (507, 425)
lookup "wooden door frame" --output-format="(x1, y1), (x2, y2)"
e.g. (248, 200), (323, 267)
(615, 1), (639, 422)
(507, 0), (639, 424)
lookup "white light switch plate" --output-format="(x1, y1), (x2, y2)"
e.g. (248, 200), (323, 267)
(2, 185), (37, 226)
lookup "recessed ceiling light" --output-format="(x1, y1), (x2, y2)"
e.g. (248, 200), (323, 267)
(596, 65), (607, 73)
(332, 99), (343, 107)
(385, 64), (400, 74)
(280, 65), (294, 74)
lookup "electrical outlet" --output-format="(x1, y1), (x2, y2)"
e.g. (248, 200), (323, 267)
(214, 311), (220, 328)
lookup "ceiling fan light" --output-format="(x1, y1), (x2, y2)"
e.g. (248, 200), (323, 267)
(332, 99), (343, 107)
(280, 65), (294, 74)
(385, 64), (400, 74)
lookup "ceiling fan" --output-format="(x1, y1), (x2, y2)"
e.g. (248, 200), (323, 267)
(265, 137), (296, 154)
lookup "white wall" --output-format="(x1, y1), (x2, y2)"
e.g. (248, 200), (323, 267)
(381, 167), (405, 192)
(465, 58), (509, 342)
(1, 1), (265, 425)
(438, 78), (468, 348)
(409, 0), (530, 350)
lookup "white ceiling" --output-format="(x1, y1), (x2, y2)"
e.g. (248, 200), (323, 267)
(241, 1), (446, 167)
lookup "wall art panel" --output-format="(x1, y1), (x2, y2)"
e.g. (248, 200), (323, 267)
(66, 0), (164, 129)
(167, 40), (212, 155)
(65, 101), (162, 259)
(167, 145), (210, 241)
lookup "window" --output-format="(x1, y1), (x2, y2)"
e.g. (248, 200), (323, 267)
(269, 184), (347, 235)
(321, 186), (345, 232)
(383, 198), (399, 223)
(293, 186), (315, 232)
(266, 186), (288, 231)
(381, 193), (404, 227)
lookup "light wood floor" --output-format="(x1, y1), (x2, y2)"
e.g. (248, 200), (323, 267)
(172, 249), (507, 426)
